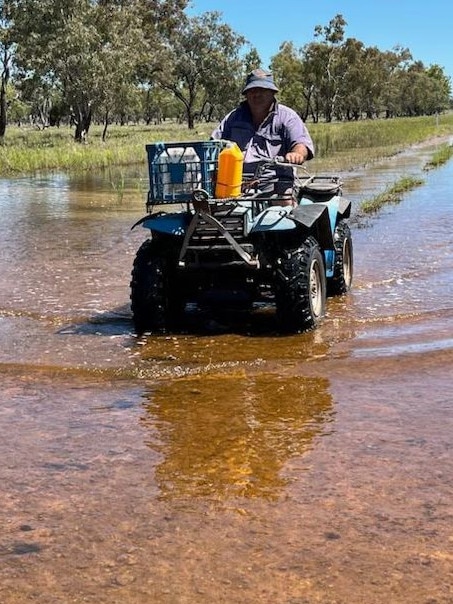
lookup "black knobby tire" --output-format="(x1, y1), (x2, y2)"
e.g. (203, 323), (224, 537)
(130, 239), (183, 334)
(328, 220), (353, 297)
(273, 236), (327, 333)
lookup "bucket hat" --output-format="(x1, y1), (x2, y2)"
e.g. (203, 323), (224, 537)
(242, 69), (279, 94)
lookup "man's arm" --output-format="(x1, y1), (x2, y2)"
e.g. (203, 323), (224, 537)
(281, 106), (314, 164)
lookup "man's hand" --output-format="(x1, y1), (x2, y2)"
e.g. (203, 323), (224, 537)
(285, 143), (309, 165)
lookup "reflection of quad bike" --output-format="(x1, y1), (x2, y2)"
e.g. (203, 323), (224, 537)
(131, 141), (353, 334)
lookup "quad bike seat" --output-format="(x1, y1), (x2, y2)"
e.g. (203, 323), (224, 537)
(298, 175), (342, 202)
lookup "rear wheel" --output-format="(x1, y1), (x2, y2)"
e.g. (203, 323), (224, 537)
(130, 239), (184, 334)
(328, 220), (353, 296)
(273, 237), (326, 332)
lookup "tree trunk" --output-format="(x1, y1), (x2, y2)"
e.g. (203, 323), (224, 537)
(0, 55), (10, 140)
(187, 108), (194, 129)
(102, 109), (109, 142)
(73, 106), (92, 143)
(0, 78), (7, 140)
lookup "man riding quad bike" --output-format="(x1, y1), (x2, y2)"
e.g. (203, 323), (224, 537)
(130, 139), (353, 334)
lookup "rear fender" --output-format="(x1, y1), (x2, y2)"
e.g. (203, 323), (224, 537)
(324, 196), (352, 236)
(336, 197), (352, 220)
(131, 212), (190, 236)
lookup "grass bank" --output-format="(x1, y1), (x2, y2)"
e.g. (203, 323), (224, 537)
(359, 176), (425, 214)
(356, 141), (453, 215)
(423, 142), (453, 170)
(0, 114), (452, 176)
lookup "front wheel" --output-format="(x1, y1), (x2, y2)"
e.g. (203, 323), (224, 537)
(273, 237), (327, 333)
(328, 220), (353, 296)
(130, 239), (184, 334)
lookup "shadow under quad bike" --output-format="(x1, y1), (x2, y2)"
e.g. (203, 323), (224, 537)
(130, 140), (353, 334)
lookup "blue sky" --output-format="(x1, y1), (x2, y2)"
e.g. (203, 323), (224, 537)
(187, 0), (453, 84)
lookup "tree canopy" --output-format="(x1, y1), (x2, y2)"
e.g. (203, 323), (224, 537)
(0, 4), (451, 142)
(271, 15), (451, 123)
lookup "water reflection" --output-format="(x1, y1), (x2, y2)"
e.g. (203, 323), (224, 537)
(141, 373), (334, 500)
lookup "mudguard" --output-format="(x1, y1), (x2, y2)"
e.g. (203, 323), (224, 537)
(131, 212), (190, 236)
(325, 197), (352, 240)
(291, 203), (334, 249)
(250, 206), (297, 233)
(250, 195), (350, 241)
(337, 197), (352, 218)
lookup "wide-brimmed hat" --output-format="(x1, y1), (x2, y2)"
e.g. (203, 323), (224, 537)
(242, 69), (279, 94)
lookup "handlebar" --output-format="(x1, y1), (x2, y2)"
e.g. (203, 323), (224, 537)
(261, 155), (306, 168)
(244, 157), (341, 198)
(251, 156), (311, 181)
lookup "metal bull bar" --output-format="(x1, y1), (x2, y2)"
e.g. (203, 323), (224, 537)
(178, 192), (259, 268)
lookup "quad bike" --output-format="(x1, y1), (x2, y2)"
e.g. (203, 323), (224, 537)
(130, 140), (353, 334)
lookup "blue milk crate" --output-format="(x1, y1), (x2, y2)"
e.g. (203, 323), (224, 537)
(146, 140), (227, 204)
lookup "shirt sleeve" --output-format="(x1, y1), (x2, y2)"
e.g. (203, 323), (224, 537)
(211, 123), (223, 140)
(211, 109), (235, 140)
(281, 107), (315, 160)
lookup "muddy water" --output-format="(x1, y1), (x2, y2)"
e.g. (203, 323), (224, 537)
(0, 145), (452, 604)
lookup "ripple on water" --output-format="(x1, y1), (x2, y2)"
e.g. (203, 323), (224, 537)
(351, 307), (453, 357)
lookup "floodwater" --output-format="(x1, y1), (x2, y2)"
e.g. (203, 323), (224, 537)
(0, 142), (452, 604)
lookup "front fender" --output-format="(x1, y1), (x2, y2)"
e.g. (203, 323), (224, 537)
(250, 206), (297, 233)
(291, 203), (334, 249)
(131, 212), (190, 236)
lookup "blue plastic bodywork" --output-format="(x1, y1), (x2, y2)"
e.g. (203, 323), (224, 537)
(139, 212), (191, 236)
(138, 194), (348, 237)
(250, 206), (296, 232)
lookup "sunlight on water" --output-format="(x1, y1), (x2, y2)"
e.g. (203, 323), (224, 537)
(140, 373), (334, 500)
(354, 337), (453, 357)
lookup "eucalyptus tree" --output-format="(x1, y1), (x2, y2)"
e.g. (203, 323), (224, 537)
(18, 74), (66, 127)
(8, 0), (144, 140)
(243, 47), (262, 74)
(196, 45), (262, 122)
(270, 42), (312, 121)
(6, 82), (28, 124)
(152, 11), (247, 129)
(336, 42), (394, 120)
(199, 45), (262, 122)
(378, 47), (413, 118)
(93, 2), (146, 139)
(141, 85), (178, 124)
(331, 38), (366, 120)
(7, 0), (187, 141)
(304, 14), (348, 122)
(0, 0), (15, 139)
(270, 16), (351, 123)
(424, 64), (451, 113)
(395, 61), (450, 117)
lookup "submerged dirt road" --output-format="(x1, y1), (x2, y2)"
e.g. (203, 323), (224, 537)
(0, 143), (452, 603)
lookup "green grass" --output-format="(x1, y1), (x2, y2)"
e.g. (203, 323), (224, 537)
(423, 143), (453, 170)
(310, 114), (453, 171)
(359, 176), (425, 214)
(312, 115), (452, 155)
(1, 113), (453, 176)
(0, 122), (214, 175)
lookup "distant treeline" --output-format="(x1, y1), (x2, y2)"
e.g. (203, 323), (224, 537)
(1, 3), (451, 142)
